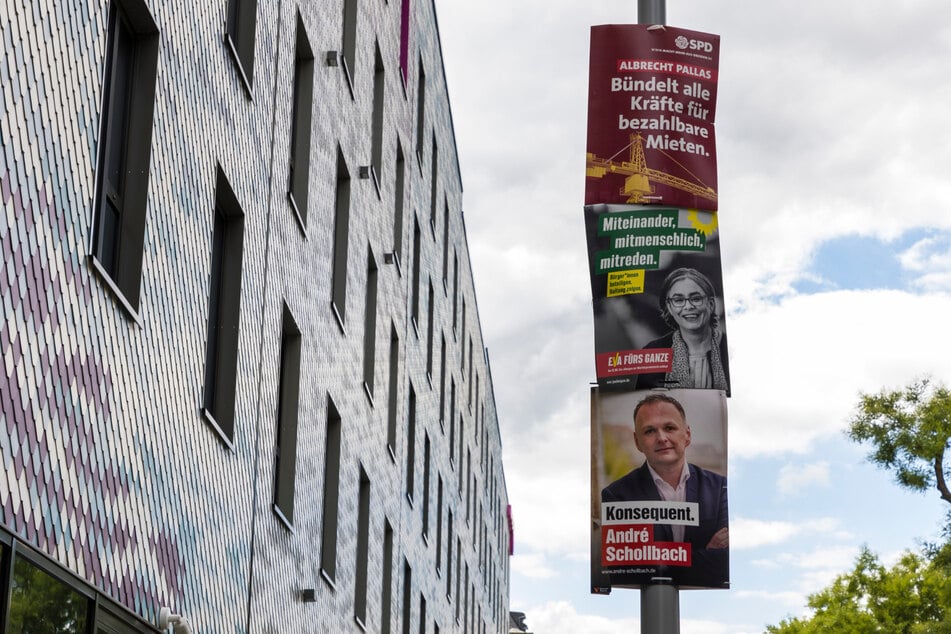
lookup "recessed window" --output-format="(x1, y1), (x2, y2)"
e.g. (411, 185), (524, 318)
(226, 0), (257, 93)
(428, 136), (438, 231)
(288, 14), (314, 228)
(435, 475), (443, 571)
(202, 166), (245, 443)
(401, 560), (413, 634)
(411, 218), (421, 328)
(341, 0), (359, 89)
(393, 142), (407, 266)
(415, 57), (425, 160)
(405, 385), (417, 502)
(438, 334), (446, 425)
(441, 200), (449, 284)
(386, 324), (400, 455)
(363, 248), (378, 399)
(273, 305), (301, 527)
(425, 280), (434, 378)
(418, 595), (426, 634)
(370, 43), (385, 187)
(446, 511), (454, 598)
(451, 252), (458, 330)
(422, 433), (431, 538)
(399, 0), (410, 84)
(382, 520), (395, 634)
(354, 466), (371, 626)
(91, 0), (159, 317)
(321, 397), (343, 583)
(331, 148), (352, 327)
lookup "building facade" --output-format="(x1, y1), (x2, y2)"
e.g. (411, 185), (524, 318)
(0, 0), (512, 632)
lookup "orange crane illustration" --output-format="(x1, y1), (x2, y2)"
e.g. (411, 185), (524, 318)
(586, 133), (717, 205)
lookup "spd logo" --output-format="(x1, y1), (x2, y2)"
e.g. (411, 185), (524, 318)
(674, 35), (714, 52)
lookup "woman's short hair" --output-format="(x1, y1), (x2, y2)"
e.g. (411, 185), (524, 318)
(658, 267), (718, 329)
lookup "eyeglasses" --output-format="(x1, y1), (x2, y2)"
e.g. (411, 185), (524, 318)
(666, 293), (708, 309)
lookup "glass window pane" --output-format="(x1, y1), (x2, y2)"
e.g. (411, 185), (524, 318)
(8, 554), (90, 634)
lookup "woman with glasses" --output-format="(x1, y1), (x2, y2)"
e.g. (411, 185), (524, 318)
(636, 267), (730, 393)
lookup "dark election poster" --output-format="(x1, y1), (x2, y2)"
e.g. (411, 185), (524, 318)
(585, 24), (720, 210)
(585, 204), (730, 395)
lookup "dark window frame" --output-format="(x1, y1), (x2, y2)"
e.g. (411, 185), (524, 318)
(225, 0), (257, 95)
(273, 305), (302, 528)
(287, 13), (314, 231)
(90, 0), (159, 320)
(201, 165), (245, 447)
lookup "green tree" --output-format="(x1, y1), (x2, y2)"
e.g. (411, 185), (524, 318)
(766, 546), (951, 634)
(767, 379), (951, 633)
(848, 378), (951, 510)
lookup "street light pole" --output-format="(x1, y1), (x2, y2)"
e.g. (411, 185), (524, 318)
(633, 0), (680, 622)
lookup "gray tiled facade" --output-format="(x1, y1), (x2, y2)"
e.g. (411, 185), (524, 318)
(0, 1), (511, 632)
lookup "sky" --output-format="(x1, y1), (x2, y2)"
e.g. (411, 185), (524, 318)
(435, 2), (951, 633)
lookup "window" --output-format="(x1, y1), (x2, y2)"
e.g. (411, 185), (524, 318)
(354, 467), (371, 626)
(226, 0), (257, 93)
(386, 324), (400, 455)
(418, 595), (426, 634)
(9, 552), (90, 632)
(428, 136), (438, 231)
(382, 520), (395, 634)
(202, 166), (245, 443)
(363, 249), (378, 398)
(401, 560), (413, 634)
(438, 334), (446, 425)
(341, 0), (358, 88)
(399, 0), (410, 83)
(451, 252), (458, 331)
(288, 14), (314, 228)
(422, 433), (431, 538)
(448, 379), (456, 464)
(321, 397), (343, 583)
(460, 299), (466, 369)
(415, 57), (426, 159)
(331, 148), (352, 326)
(446, 511), (454, 598)
(441, 201), (450, 284)
(371, 44), (385, 186)
(393, 142), (406, 265)
(411, 218), (421, 327)
(273, 305), (301, 527)
(91, 0), (159, 316)
(2, 543), (146, 633)
(405, 385), (417, 501)
(435, 475), (443, 571)
(425, 280), (434, 378)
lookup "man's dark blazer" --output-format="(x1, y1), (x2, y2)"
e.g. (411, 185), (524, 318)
(600, 462), (729, 588)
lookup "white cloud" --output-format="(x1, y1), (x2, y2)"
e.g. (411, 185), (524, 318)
(511, 553), (559, 580)
(728, 290), (951, 457)
(516, 600), (756, 634)
(731, 517), (851, 550)
(777, 462), (831, 496)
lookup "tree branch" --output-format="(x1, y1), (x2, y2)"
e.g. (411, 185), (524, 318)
(934, 448), (951, 505)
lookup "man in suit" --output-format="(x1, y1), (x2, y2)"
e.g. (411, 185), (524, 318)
(601, 393), (729, 587)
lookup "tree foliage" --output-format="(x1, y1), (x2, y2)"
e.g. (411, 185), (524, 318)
(849, 378), (951, 506)
(766, 379), (951, 632)
(766, 545), (951, 634)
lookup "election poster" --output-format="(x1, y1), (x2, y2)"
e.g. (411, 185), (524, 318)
(585, 204), (730, 395)
(590, 387), (729, 591)
(585, 24), (719, 210)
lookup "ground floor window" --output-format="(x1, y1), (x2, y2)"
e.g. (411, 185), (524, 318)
(0, 534), (154, 633)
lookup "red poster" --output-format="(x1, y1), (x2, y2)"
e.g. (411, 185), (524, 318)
(586, 25), (720, 210)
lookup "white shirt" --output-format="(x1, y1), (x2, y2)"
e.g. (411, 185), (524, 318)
(647, 461), (690, 543)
